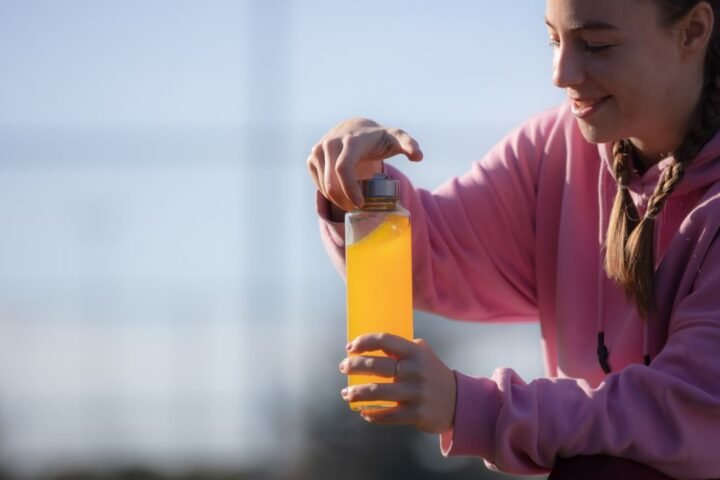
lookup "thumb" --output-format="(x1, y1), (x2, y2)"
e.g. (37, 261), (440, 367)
(391, 128), (424, 162)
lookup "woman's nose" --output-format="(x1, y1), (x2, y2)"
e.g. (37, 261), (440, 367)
(552, 45), (586, 88)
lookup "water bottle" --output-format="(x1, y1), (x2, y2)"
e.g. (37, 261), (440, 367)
(345, 173), (414, 411)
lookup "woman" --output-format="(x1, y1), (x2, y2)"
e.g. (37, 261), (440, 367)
(307, 0), (720, 478)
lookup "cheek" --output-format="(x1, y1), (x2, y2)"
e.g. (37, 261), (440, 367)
(612, 49), (679, 113)
(616, 78), (670, 123)
(599, 66), (659, 119)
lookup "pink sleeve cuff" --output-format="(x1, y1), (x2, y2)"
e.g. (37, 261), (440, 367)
(316, 190), (345, 246)
(440, 371), (501, 461)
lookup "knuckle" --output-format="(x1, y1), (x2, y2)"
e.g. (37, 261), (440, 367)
(322, 137), (340, 153)
(334, 158), (349, 176)
(306, 163), (317, 178)
(389, 127), (406, 138)
(342, 133), (362, 149)
(383, 131), (399, 153)
(310, 143), (323, 157)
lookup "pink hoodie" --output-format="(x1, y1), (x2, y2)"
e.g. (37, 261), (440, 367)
(317, 102), (720, 479)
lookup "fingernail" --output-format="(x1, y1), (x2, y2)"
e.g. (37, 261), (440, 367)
(341, 388), (349, 399)
(338, 361), (346, 373)
(352, 196), (364, 210)
(345, 343), (352, 351)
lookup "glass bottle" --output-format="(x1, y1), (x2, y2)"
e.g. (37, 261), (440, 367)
(345, 173), (414, 411)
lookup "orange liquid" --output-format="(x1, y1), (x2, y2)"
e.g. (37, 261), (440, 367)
(346, 213), (413, 411)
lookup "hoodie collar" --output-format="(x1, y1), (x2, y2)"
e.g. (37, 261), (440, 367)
(598, 131), (720, 197)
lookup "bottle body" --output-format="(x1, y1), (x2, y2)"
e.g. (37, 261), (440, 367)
(345, 201), (413, 411)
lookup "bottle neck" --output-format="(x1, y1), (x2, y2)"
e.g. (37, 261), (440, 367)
(362, 198), (398, 211)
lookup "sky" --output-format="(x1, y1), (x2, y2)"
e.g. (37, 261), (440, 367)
(0, 1), (564, 477)
(0, 1), (561, 130)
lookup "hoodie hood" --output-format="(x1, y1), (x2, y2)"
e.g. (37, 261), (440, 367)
(595, 129), (720, 372)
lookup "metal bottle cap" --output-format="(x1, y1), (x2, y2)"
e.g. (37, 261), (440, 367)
(361, 173), (399, 200)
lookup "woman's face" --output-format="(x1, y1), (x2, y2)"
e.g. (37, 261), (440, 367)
(545, 0), (704, 158)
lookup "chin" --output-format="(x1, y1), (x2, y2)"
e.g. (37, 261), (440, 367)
(576, 120), (620, 145)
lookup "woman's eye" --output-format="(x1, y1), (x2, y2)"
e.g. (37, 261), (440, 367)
(547, 36), (614, 54)
(583, 42), (613, 54)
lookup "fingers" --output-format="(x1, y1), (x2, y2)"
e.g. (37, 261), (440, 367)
(322, 138), (357, 211)
(335, 135), (365, 209)
(339, 355), (397, 377)
(339, 336), (456, 433)
(359, 405), (418, 426)
(306, 143), (326, 198)
(341, 382), (418, 404)
(340, 356), (421, 383)
(306, 121), (423, 211)
(347, 333), (417, 360)
(389, 128), (424, 162)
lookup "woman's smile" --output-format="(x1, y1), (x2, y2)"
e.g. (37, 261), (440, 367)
(570, 95), (611, 118)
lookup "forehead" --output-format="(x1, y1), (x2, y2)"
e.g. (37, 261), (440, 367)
(545, 0), (661, 30)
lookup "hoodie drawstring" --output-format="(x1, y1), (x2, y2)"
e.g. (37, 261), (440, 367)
(641, 202), (666, 367)
(597, 157), (612, 374)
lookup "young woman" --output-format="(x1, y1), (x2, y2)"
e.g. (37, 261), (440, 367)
(307, 1), (720, 478)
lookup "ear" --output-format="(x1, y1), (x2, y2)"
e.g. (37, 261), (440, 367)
(678, 1), (714, 53)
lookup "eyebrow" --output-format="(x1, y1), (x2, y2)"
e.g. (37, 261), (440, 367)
(544, 18), (620, 32)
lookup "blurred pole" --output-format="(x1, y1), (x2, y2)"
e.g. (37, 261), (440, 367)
(240, 0), (304, 472)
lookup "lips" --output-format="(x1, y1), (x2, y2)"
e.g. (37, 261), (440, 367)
(570, 96), (610, 118)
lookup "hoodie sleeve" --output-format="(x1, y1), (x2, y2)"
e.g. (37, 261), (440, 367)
(440, 228), (720, 480)
(317, 113), (556, 322)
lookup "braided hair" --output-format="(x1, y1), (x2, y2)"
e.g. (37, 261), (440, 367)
(604, 0), (720, 317)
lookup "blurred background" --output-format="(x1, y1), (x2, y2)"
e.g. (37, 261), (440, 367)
(0, 1), (564, 479)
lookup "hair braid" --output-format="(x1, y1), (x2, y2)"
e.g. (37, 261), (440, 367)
(605, 1), (720, 317)
(605, 139), (640, 288)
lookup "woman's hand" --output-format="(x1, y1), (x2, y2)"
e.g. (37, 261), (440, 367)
(339, 333), (457, 434)
(306, 119), (423, 212)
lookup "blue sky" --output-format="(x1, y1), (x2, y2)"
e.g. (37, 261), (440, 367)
(0, 1), (562, 129)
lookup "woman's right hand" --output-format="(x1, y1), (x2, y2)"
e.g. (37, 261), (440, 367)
(306, 118), (423, 211)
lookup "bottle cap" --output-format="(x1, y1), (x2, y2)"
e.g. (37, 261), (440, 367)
(361, 173), (399, 200)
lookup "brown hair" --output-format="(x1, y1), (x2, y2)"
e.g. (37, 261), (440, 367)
(604, 0), (720, 316)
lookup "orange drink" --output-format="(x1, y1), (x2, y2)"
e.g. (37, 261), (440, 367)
(345, 174), (413, 411)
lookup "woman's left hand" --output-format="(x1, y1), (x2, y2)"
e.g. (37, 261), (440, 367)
(339, 333), (457, 434)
